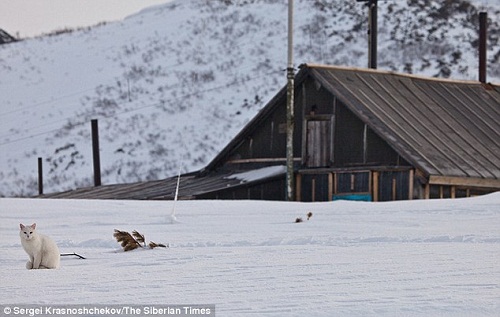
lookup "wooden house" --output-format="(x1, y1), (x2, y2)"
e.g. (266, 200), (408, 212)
(42, 64), (500, 201)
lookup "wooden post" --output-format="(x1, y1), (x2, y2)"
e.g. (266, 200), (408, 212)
(392, 177), (397, 201)
(295, 173), (302, 201)
(328, 173), (333, 201)
(311, 177), (316, 202)
(91, 119), (102, 187)
(333, 172), (338, 196)
(38, 157), (43, 195)
(408, 169), (414, 200)
(372, 171), (379, 202)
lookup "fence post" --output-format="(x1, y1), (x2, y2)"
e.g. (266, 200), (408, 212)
(91, 119), (102, 187)
(38, 157), (43, 195)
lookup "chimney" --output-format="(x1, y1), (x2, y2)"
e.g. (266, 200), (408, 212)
(479, 12), (487, 83)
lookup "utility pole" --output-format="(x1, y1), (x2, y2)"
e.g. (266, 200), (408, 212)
(286, 0), (295, 201)
(357, 0), (378, 69)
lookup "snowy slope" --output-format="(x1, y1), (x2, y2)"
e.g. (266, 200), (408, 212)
(1, 0), (499, 196)
(0, 194), (499, 316)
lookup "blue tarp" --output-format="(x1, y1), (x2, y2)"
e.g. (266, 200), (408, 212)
(333, 194), (372, 202)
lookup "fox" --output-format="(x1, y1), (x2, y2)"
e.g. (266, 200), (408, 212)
(19, 223), (60, 269)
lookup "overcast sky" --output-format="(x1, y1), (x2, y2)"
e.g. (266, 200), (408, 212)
(0, 0), (172, 38)
(1, 0), (497, 39)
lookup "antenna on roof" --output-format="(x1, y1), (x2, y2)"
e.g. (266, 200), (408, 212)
(357, 0), (378, 69)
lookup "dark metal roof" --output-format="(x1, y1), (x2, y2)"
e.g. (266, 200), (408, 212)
(40, 173), (234, 200)
(39, 167), (286, 200)
(307, 64), (500, 179)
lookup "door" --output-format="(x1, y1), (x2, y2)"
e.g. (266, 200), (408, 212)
(306, 118), (333, 167)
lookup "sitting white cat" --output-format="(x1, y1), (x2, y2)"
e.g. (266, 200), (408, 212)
(19, 223), (60, 269)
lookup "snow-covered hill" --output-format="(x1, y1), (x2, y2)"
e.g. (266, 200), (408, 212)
(1, 0), (499, 196)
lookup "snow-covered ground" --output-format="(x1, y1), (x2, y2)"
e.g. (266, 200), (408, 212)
(0, 194), (499, 316)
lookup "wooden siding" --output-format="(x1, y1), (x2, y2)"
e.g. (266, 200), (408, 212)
(199, 177), (286, 200)
(299, 173), (331, 202)
(377, 170), (411, 201)
(297, 167), (415, 202)
(221, 94), (302, 171)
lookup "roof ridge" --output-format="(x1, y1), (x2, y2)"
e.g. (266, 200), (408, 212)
(302, 63), (500, 87)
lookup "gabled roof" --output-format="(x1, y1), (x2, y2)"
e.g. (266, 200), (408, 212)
(206, 64), (500, 181)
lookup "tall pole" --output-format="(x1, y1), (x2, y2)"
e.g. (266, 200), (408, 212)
(38, 157), (43, 195)
(286, 0), (295, 201)
(368, 0), (378, 69)
(479, 12), (487, 83)
(368, 0), (377, 69)
(91, 119), (102, 187)
(357, 0), (378, 69)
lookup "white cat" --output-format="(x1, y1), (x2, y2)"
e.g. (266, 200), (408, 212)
(19, 223), (60, 269)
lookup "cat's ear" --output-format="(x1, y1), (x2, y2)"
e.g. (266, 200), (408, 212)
(20, 223), (25, 229)
(31, 223), (36, 229)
